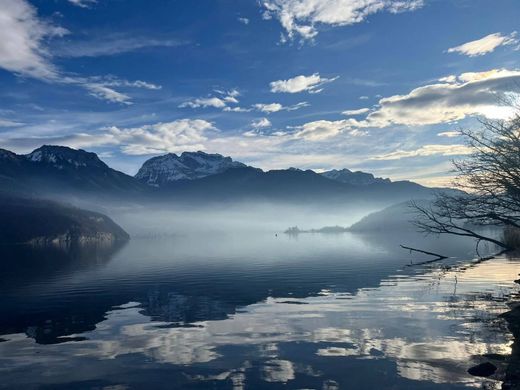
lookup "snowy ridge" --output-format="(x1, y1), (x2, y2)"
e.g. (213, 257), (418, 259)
(135, 151), (247, 186)
(26, 145), (107, 169)
(320, 169), (390, 186)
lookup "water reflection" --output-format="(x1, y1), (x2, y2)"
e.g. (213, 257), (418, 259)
(0, 232), (518, 389)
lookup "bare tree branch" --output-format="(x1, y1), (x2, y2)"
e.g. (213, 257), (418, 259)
(410, 109), (520, 252)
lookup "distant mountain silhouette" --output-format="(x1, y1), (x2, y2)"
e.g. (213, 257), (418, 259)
(135, 151), (247, 186)
(0, 145), (440, 205)
(161, 166), (434, 205)
(0, 145), (147, 198)
(321, 168), (390, 186)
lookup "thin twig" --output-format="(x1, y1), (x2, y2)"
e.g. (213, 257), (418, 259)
(400, 245), (448, 259)
(401, 244), (449, 267)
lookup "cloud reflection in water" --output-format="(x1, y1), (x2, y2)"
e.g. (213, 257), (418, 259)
(0, 257), (518, 389)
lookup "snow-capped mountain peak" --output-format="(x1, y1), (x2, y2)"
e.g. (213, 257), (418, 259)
(25, 145), (107, 170)
(135, 151), (247, 186)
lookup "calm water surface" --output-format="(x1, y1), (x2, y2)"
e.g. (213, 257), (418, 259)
(0, 231), (519, 389)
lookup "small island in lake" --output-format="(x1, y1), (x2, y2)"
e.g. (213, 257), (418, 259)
(284, 225), (349, 235)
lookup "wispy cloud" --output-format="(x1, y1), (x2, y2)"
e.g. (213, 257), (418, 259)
(342, 108), (370, 116)
(64, 75), (162, 104)
(67, 0), (97, 8)
(180, 90), (240, 109)
(0, 119), (24, 128)
(262, 0), (424, 41)
(373, 144), (472, 160)
(0, 0), (160, 105)
(292, 119), (365, 141)
(447, 32), (518, 57)
(253, 102), (309, 113)
(270, 73), (338, 94)
(85, 84), (132, 105)
(0, 0), (67, 79)
(437, 131), (461, 138)
(54, 35), (188, 58)
(251, 118), (272, 129)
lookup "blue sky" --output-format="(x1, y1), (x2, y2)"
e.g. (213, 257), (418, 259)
(0, 0), (519, 185)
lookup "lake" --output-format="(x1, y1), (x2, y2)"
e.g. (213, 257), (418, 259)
(1, 231), (519, 389)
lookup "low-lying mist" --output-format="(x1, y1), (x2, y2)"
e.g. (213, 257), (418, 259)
(105, 201), (383, 237)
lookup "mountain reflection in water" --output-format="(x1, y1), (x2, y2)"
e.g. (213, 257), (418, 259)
(0, 232), (518, 389)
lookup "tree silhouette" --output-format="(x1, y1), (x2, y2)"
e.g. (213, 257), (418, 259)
(412, 111), (520, 252)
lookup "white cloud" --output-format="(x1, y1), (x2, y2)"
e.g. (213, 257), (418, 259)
(0, 0), (67, 79)
(254, 103), (283, 113)
(292, 119), (364, 141)
(262, 0), (424, 41)
(85, 84), (132, 105)
(373, 144), (473, 160)
(180, 97), (228, 109)
(104, 119), (216, 155)
(437, 131), (461, 138)
(0, 0), (159, 104)
(117, 80), (162, 90)
(238, 17), (250, 25)
(0, 119), (24, 127)
(342, 108), (370, 116)
(223, 106), (252, 112)
(253, 102), (309, 113)
(87, 76), (162, 90)
(76, 76), (162, 104)
(8, 119), (215, 154)
(65, 75), (162, 104)
(359, 96), (369, 100)
(68, 0), (97, 8)
(293, 120), (345, 140)
(242, 130), (259, 137)
(447, 32), (518, 57)
(270, 73), (337, 93)
(360, 69), (520, 127)
(180, 90), (240, 110)
(438, 75), (457, 83)
(251, 118), (272, 129)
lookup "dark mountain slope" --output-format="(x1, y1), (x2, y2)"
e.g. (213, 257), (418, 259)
(0, 196), (129, 244)
(348, 201), (428, 232)
(161, 167), (434, 205)
(0, 146), (148, 198)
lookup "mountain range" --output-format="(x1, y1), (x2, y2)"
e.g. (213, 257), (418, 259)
(0, 145), (436, 205)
